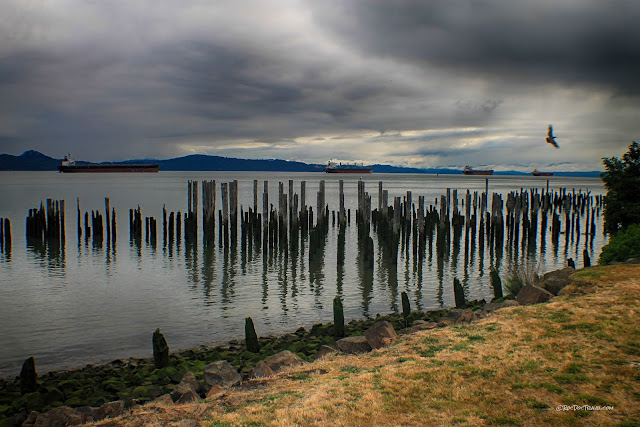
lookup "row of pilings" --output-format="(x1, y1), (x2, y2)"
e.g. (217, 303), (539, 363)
(11, 179), (605, 278)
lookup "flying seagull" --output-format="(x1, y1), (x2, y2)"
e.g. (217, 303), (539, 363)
(546, 125), (559, 148)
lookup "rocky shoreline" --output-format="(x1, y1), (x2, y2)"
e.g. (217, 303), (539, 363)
(1, 264), (583, 427)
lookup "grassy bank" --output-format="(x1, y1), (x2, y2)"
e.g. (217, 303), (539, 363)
(91, 264), (640, 426)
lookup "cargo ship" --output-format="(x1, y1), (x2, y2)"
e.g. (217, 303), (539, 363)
(463, 166), (493, 176)
(57, 154), (159, 173)
(325, 160), (372, 174)
(532, 169), (553, 177)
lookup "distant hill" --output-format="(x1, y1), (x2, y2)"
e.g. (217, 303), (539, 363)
(158, 154), (323, 172)
(0, 150), (604, 177)
(0, 150), (61, 171)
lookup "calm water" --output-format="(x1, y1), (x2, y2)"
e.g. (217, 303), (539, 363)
(0, 171), (606, 377)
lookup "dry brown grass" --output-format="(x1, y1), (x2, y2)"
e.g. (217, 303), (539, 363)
(92, 264), (640, 426)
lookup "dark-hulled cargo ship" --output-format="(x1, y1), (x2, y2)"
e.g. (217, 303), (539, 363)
(462, 166), (493, 176)
(57, 155), (159, 173)
(325, 160), (372, 174)
(532, 169), (553, 177)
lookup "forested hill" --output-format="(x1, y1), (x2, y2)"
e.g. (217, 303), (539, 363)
(0, 150), (602, 176)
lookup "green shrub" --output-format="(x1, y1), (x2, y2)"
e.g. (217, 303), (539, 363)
(504, 262), (540, 296)
(601, 141), (640, 234)
(598, 223), (640, 265)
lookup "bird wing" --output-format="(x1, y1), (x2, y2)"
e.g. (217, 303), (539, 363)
(547, 125), (553, 138)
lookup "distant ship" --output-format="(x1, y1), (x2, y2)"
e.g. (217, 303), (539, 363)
(57, 154), (159, 173)
(325, 160), (372, 174)
(463, 166), (493, 176)
(532, 169), (553, 177)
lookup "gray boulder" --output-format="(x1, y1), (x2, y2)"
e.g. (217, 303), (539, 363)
(171, 371), (201, 401)
(263, 350), (306, 373)
(203, 361), (242, 388)
(313, 345), (339, 361)
(484, 300), (519, 312)
(537, 267), (575, 295)
(457, 309), (476, 324)
(516, 284), (554, 305)
(33, 407), (84, 426)
(92, 400), (125, 421)
(364, 321), (398, 349)
(250, 360), (275, 378)
(176, 388), (200, 404)
(336, 336), (372, 354)
(148, 394), (174, 407)
(399, 321), (437, 335)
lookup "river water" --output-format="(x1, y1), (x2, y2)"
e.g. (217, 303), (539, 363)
(0, 171), (606, 377)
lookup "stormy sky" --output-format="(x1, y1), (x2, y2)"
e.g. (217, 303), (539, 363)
(1, 0), (639, 171)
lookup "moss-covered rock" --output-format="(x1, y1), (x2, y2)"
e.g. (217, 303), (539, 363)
(102, 377), (126, 393)
(57, 379), (82, 397)
(42, 387), (64, 405)
(64, 396), (83, 407)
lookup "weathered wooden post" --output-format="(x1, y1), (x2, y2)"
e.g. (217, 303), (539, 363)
(245, 317), (260, 353)
(19, 356), (38, 393)
(111, 207), (117, 246)
(490, 267), (503, 300)
(77, 198), (82, 241)
(105, 197), (111, 243)
(453, 278), (466, 308)
(333, 296), (345, 337)
(1, 218), (10, 252)
(401, 291), (411, 320)
(583, 249), (591, 268)
(152, 328), (169, 368)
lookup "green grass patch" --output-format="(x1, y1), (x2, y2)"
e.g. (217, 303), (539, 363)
(561, 322), (602, 332)
(541, 383), (565, 394)
(575, 394), (610, 406)
(554, 374), (588, 384)
(451, 343), (471, 351)
(488, 416), (523, 425)
(526, 399), (550, 409)
(564, 363), (583, 374)
(289, 372), (311, 382)
(422, 336), (439, 344)
(340, 366), (361, 374)
(466, 335), (486, 342)
(547, 310), (573, 323)
(419, 345), (447, 358)
(517, 360), (543, 373)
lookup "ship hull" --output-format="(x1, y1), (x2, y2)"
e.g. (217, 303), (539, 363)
(532, 172), (553, 176)
(58, 164), (159, 173)
(325, 168), (372, 174)
(463, 170), (493, 176)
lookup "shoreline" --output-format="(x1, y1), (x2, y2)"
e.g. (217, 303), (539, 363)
(0, 297), (491, 423)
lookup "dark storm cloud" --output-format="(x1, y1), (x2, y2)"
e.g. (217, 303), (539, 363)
(313, 0), (640, 94)
(0, 0), (637, 170)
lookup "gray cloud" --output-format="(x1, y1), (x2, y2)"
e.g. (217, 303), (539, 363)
(0, 0), (638, 170)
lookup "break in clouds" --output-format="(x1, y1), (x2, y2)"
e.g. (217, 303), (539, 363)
(1, 0), (639, 171)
